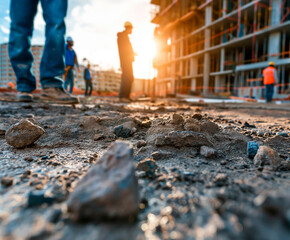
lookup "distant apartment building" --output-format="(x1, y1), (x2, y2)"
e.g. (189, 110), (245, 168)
(151, 0), (290, 99)
(0, 43), (43, 89)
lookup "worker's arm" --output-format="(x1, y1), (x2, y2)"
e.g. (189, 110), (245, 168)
(74, 53), (80, 72)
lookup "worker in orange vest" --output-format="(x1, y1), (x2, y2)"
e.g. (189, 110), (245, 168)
(263, 62), (278, 103)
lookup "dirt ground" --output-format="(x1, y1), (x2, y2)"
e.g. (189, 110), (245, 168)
(0, 96), (289, 240)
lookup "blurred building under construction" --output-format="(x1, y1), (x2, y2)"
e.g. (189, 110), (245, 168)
(151, 0), (290, 99)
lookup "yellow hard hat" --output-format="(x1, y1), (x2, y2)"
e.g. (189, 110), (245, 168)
(269, 61), (275, 66)
(124, 21), (133, 28)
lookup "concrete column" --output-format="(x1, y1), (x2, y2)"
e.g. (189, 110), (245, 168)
(271, 0), (282, 25)
(203, 5), (212, 95)
(223, 0), (227, 17)
(220, 48), (225, 72)
(215, 76), (220, 93)
(203, 53), (210, 95)
(191, 57), (198, 92)
(268, 32), (281, 61)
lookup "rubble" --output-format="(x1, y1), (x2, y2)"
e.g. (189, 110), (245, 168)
(247, 141), (259, 158)
(0, 97), (289, 239)
(5, 119), (45, 148)
(114, 121), (137, 138)
(67, 141), (140, 221)
(200, 146), (216, 158)
(254, 146), (282, 167)
(1, 177), (14, 187)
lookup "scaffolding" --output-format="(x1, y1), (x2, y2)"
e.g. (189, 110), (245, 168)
(151, 0), (290, 99)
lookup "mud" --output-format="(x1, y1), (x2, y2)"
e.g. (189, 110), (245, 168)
(0, 97), (289, 240)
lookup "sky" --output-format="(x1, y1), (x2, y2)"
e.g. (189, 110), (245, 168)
(0, 0), (157, 79)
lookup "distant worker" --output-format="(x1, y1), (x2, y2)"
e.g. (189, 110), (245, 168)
(8, 0), (78, 104)
(263, 62), (278, 103)
(117, 21), (135, 102)
(65, 36), (79, 94)
(84, 63), (93, 96)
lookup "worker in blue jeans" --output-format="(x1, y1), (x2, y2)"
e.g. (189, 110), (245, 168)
(8, 0), (79, 104)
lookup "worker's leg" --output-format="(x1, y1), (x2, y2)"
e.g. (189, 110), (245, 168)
(69, 75), (74, 94)
(8, 0), (39, 93)
(269, 84), (274, 102)
(85, 80), (88, 96)
(119, 62), (134, 99)
(89, 81), (93, 96)
(65, 69), (73, 92)
(40, 0), (68, 89)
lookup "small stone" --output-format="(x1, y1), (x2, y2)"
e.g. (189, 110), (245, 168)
(278, 132), (289, 137)
(247, 141), (259, 158)
(93, 134), (105, 141)
(200, 146), (216, 158)
(214, 174), (228, 186)
(192, 114), (203, 120)
(67, 141), (140, 221)
(254, 146), (282, 167)
(136, 140), (147, 148)
(114, 122), (137, 138)
(136, 158), (157, 177)
(166, 131), (210, 148)
(0, 129), (5, 136)
(1, 177), (14, 187)
(5, 119), (45, 148)
(171, 113), (184, 125)
(27, 191), (54, 208)
(151, 151), (173, 160)
(242, 122), (256, 128)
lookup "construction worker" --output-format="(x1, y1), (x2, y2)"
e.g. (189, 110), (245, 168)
(263, 62), (278, 103)
(8, 0), (79, 104)
(64, 36), (79, 94)
(84, 63), (93, 96)
(117, 21), (135, 102)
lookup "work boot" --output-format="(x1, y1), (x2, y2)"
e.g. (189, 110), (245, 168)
(16, 92), (33, 102)
(41, 87), (79, 104)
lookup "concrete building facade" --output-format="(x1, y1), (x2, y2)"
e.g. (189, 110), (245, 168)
(0, 43), (43, 89)
(151, 0), (290, 99)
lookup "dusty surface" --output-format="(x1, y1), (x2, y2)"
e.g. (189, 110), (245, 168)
(0, 96), (290, 240)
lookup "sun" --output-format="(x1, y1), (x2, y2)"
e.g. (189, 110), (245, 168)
(131, 33), (157, 80)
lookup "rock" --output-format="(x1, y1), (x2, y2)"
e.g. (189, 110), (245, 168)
(242, 122), (256, 128)
(136, 159), (157, 177)
(183, 118), (200, 132)
(192, 114), (203, 120)
(79, 116), (101, 128)
(171, 113), (184, 125)
(200, 146), (216, 158)
(67, 141), (140, 221)
(114, 122), (137, 138)
(278, 132), (289, 137)
(93, 133), (105, 141)
(1, 177), (14, 187)
(214, 174), (228, 186)
(5, 119), (45, 148)
(0, 129), (5, 136)
(136, 140), (147, 148)
(27, 190), (54, 208)
(151, 151), (173, 160)
(247, 141), (259, 158)
(254, 146), (282, 167)
(199, 120), (220, 134)
(157, 131), (210, 148)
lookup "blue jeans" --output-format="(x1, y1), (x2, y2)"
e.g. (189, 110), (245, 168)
(64, 68), (74, 94)
(9, 0), (68, 92)
(265, 84), (274, 102)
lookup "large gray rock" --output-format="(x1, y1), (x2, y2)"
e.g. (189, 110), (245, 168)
(5, 119), (45, 148)
(67, 141), (140, 221)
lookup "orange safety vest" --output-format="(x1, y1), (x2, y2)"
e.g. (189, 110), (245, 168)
(263, 66), (276, 85)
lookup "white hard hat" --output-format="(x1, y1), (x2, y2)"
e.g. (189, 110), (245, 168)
(66, 36), (73, 42)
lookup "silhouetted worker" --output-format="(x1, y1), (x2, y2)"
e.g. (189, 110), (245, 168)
(65, 36), (79, 94)
(263, 62), (278, 103)
(8, 0), (79, 104)
(84, 63), (93, 96)
(117, 21), (135, 101)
